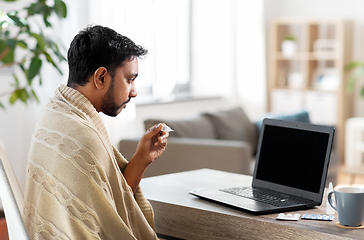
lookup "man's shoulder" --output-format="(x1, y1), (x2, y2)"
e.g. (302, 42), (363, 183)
(35, 109), (104, 151)
(44, 98), (90, 123)
(32, 97), (111, 157)
(39, 109), (92, 135)
(35, 118), (103, 148)
(29, 121), (110, 178)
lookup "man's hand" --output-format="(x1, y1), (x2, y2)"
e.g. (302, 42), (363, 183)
(134, 123), (169, 164)
(123, 123), (168, 192)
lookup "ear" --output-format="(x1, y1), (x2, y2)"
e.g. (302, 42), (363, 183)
(93, 67), (109, 90)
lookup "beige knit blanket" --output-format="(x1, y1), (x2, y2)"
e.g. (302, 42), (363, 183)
(22, 85), (157, 239)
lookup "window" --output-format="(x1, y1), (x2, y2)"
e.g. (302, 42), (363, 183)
(88, 0), (191, 103)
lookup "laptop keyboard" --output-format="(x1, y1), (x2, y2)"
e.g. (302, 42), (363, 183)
(220, 187), (307, 207)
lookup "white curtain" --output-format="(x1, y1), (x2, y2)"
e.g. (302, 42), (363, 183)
(236, 1), (267, 118)
(191, 0), (266, 118)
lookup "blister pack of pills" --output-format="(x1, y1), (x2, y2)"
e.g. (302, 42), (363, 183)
(161, 124), (174, 133)
(301, 214), (334, 221)
(276, 213), (300, 221)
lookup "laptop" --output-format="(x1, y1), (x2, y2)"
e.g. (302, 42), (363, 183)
(189, 118), (335, 214)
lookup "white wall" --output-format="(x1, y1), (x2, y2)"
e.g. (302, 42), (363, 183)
(264, 0), (364, 116)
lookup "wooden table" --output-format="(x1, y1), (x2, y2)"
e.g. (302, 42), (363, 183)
(140, 169), (363, 240)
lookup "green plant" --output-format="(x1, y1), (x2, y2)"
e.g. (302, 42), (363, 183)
(284, 34), (295, 41)
(344, 60), (364, 97)
(0, 0), (67, 109)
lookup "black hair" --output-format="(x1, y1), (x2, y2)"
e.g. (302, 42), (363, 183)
(67, 25), (148, 87)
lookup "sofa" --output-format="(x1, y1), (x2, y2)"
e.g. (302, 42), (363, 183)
(118, 107), (338, 185)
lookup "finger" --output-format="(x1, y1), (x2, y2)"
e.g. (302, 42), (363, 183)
(157, 132), (168, 141)
(158, 135), (167, 141)
(158, 136), (168, 145)
(159, 134), (165, 141)
(155, 135), (167, 145)
(155, 140), (167, 147)
(156, 135), (167, 144)
(159, 141), (167, 148)
(154, 142), (166, 149)
(146, 123), (163, 137)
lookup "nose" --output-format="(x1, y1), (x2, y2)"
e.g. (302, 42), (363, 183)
(130, 82), (137, 98)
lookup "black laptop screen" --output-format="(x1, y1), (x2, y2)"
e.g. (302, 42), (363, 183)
(255, 124), (330, 194)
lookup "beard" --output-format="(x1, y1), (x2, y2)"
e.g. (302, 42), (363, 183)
(101, 78), (130, 117)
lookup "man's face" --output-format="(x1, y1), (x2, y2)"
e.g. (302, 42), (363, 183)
(101, 57), (138, 117)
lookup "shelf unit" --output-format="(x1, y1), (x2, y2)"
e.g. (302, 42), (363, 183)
(268, 17), (353, 164)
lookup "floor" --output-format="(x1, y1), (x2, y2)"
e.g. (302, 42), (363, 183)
(0, 218), (8, 240)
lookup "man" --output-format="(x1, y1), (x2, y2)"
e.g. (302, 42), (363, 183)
(22, 25), (167, 239)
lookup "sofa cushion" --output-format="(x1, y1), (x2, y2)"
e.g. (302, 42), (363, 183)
(203, 107), (258, 152)
(144, 115), (217, 139)
(255, 110), (311, 132)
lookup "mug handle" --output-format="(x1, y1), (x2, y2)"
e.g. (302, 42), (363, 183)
(327, 191), (337, 211)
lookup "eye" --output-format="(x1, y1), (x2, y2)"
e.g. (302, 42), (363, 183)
(128, 74), (138, 83)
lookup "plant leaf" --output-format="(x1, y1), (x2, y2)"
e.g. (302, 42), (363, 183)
(30, 33), (46, 50)
(5, 39), (16, 49)
(16, 40), (27, 49)
(0, 39), (14, 63)
(54, 0), (67, 18)
(9, 90), (19, 104)
(43, 15), (52, 27)
(19, 89), (29, 103)
(0, 102), (5, 110)
(6, 14), (25, 27)
(344, 61), (364, 72)
(48, 40), (67, 62)
(43, 51), (63, 75)
(43, 51), (53, 63)
(2, 0), (68, 107)
(27, 1), (47, 16)
(19, 63), (25, 72)
(12, 73), (20, 87)
(31, 89), (39, 103)
(346, 76), (356, 94)
(27, 57), (42, 82)
(345, 60), (364, 98)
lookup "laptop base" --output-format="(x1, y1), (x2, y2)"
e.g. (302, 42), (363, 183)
(190, 188), (315, 215)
